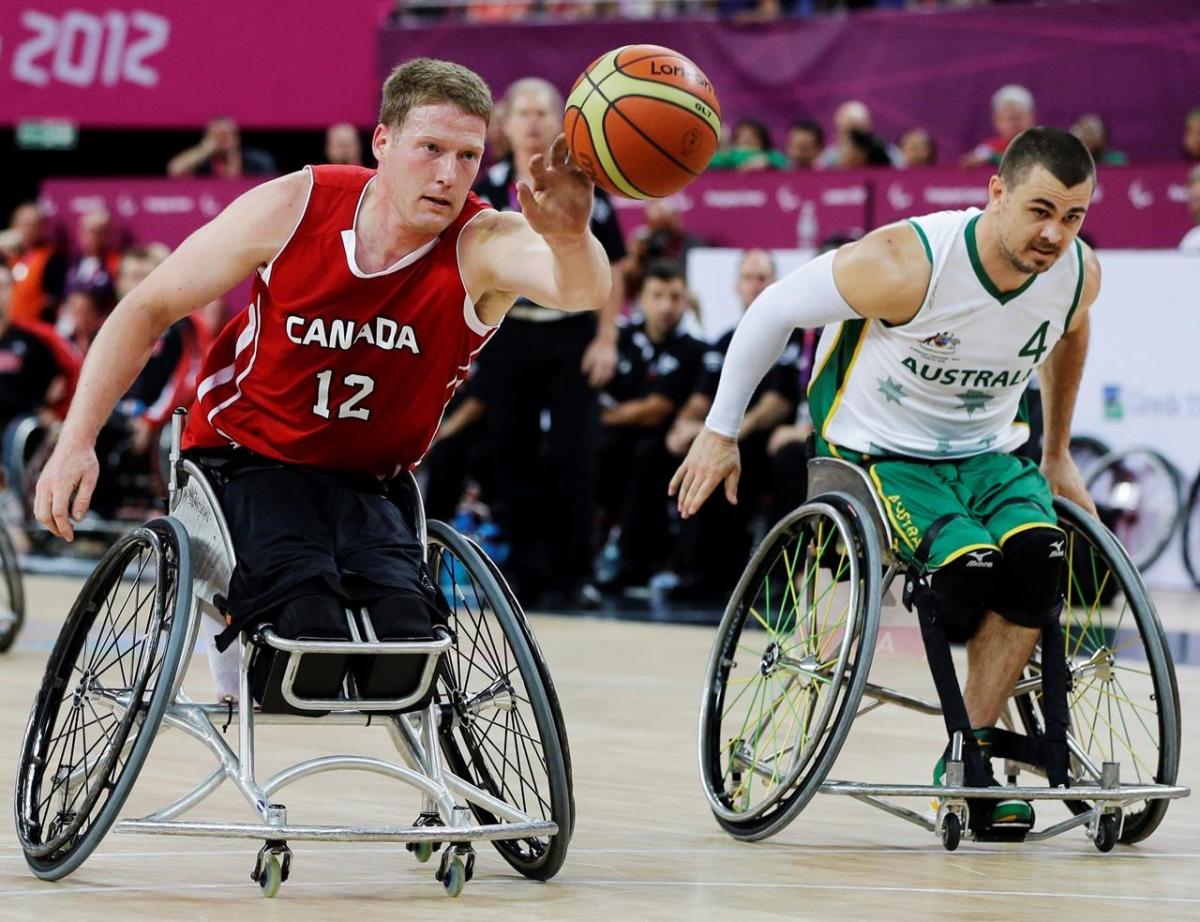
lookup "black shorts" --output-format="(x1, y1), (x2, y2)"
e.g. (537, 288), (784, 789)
(192, 451), (425, 639)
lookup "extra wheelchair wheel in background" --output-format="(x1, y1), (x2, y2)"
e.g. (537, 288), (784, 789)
(1014, 498), (1181, 845)
(1086, 448), (1182, 572)
(14, 517), (192, 879)
(1068, 434), (1111, 479)
(698, 493), (883, 842)
(425, 520), (574, 881)
(1182, 469), (1200, 591)
(0, 524), (25, 652)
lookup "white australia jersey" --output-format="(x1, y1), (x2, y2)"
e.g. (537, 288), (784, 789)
(809, 208), (1085, 459)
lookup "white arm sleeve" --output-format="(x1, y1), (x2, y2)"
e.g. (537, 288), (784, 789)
(705, 250), (860, 438)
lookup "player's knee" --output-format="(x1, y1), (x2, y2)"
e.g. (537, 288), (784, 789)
(993, 527), (1066, 628)
(916, 549), (1002, 643)
(366, 591), (439, 641)
(275, 593), (351, 640)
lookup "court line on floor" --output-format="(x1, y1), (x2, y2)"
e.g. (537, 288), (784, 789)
(1, 875), (1198, 904)
(2, 845), (1199, 861)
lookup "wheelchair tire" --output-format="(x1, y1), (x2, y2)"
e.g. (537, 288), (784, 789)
(15, 517), (192, 879)
(426, 520), (573, 881)
(699, 493), (882, 842)
(473, 544), (576, 839)
(1086, 448), (1182, 573)
(0, 524), (24, 653)
(1182, 469), (1200, 591)
(1014, 498), (1180, 845)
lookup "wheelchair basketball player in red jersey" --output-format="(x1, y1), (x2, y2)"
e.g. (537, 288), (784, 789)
(34, 58), (611, 702)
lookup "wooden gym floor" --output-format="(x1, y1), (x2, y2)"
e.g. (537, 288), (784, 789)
(0, 574), (1196, 921)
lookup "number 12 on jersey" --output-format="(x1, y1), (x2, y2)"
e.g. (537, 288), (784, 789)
(313, 370), (375, 421)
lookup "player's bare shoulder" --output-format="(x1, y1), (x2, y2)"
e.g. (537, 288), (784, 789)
(456, 209), (525, 318)
(1079, 239), (1102, 308)
(831, 221), (932, 325)
(199, 169), (314, 270)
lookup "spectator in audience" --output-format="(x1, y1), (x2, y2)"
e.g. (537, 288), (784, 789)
(817, 101), (903, 169)
(625, 197), (702, 295)
(1070, 114), (1128, 166)
(167, 116), (277, 178)
(115, 246), (161, 301)
(664, 249), (805, 599)
(1, 203), (66, 325)
(785, 119), (824, 170)
(1184, 107), (1200, 163)
(472, 75), (627, 610)
(59, 273), (115, 358)
(324, 123), (364, 166)
(597, 260), (705, 591)
(898, 127), (937, 167)
(708, 119), (790, 171)
(0, 263), (79, 436)
(962, 84), (1035, 168)
(1180, 164), (1200, 254)
(71, 210), (122, 287)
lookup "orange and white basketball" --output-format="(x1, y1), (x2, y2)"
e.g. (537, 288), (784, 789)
(563, 45), (722, 200)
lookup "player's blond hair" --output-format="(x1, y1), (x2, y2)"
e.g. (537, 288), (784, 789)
(379, 58), (493, 130)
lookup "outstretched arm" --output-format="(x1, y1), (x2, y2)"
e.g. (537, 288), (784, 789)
(1039, 245), (1101, 516)
(35, 171), (310, 539)
(669, 223), (930, 517)
(461, 135), (611, 322)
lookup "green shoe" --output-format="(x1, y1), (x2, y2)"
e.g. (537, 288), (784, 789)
(931, 728), (1033, 828)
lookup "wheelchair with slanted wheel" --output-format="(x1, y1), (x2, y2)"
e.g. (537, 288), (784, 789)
(699, 456), (1188, 851)
(14, 411), (573, 897)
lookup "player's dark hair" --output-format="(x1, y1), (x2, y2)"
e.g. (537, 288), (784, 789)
(999, 127), (1095, 189)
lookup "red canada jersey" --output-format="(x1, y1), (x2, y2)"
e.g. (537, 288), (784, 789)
(183, 165), (497, 476)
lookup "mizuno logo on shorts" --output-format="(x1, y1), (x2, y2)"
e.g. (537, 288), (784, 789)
(1049, 540), (1065, 558)
(964, 550), (994, 567)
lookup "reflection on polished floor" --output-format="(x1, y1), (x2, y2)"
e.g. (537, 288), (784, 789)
(0, 575), (1196, 921)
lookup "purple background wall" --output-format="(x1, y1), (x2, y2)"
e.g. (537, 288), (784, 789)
(380, 0), (1200, 162)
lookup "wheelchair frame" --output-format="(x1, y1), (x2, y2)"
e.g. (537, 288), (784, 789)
(20, 411), (568, 897)
(701, 456), (1189, 851)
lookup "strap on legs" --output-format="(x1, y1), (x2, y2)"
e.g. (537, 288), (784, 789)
(1037, 608), (1072, 788)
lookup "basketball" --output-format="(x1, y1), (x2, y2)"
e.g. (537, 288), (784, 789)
(563, 45), (722, 200)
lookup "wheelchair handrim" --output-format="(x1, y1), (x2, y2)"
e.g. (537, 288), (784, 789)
(700, 501), (865, 824)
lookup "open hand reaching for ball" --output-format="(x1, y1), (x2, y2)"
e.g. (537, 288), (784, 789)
(516, 134), (595, 242)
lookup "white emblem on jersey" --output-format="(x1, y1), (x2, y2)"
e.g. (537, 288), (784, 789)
(285, 315), (421, 354)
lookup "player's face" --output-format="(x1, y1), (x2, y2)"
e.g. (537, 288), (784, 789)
(993, 164), (1092, 274)
(640, 276), (688, 337)
(735, 251), (775, 308)
(374, 103), (487, 237)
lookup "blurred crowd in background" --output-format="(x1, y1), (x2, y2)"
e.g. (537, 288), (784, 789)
(6, 0), (1200, 608)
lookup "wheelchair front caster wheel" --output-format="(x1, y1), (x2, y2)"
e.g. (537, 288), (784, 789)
(259, 854), (282, 898)
(941, 813), (962, 852)
(1093, 813), (1118, 853)
(441, 856), (466, 898)
(412, 841), (434, 864)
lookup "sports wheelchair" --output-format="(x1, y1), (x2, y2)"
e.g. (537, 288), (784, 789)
(699, 456), (1188, 851)
(0, 517), (24, 652)
(15, 412), (573, 897)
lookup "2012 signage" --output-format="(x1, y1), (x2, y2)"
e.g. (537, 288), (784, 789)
(11, 9), (170, 89)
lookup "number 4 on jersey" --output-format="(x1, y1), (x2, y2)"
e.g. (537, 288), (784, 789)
(1018, 321), (1051, 364)
(313, 370), (375, 420)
